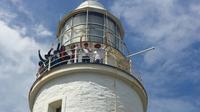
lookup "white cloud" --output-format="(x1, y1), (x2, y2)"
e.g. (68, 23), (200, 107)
(191, 3), (200, 15)
(0, 2), (51, 111)
(9, 0), (34, 21)
(111, 0), (200, 112)
(35, 24), (53, 37)
(111, 0), (200, 65)
(0, 20), (43, 112)
(0, 9), (17, 23)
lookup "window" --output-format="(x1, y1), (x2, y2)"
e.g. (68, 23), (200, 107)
(73, 13), (86, 26)
(48, 100), (62, 112)
(88, 25), (103, 37)
(88, 12), (104, 43)
(61, 18), (72, 45)
(56, 107), (61, 112)
(71, 13), (86, 43)
(88, 12), (104, 25)
(72, 25), (86, 38)
(87, 25), (103, 43)
(107, 17), (115, 33)
(62, 30), (72, 45)
(63, 18), (72, 32)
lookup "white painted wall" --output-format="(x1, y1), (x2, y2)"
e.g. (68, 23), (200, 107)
(32, 72), (144, 112)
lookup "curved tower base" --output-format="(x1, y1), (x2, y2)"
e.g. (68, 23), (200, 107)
(29, 64), (147, 112)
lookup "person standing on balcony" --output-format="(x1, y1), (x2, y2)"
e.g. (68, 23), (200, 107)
(94, 44), (105, 63)
(45, 48), (53, 59)
(60, 45), (70, 64)
(70, 44), (79, 63)
(82, 43), (91, 63)
(44, 48), (54, 69)
(38, 50), (46, 74)
(38, 50), (46, 64)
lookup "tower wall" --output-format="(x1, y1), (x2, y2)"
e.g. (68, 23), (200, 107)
(30, 64), (147, 112)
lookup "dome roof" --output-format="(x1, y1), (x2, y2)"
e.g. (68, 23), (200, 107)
(76, 0), (106, 10)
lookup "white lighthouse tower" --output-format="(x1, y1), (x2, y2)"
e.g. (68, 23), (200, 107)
(29, 0), (148, 112)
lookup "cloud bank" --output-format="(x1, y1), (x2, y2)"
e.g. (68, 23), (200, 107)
(0, 0), (51, 111)
(111, 0), (200, 112)
(0, 20), (40, 111)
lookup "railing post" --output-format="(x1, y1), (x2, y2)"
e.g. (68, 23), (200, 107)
(129, 59), (132, 74)
(105, 50), (108, 64)
(74, 47), (78, 63)
(48, 57), (51, 71)
(36, 73), (40, 78)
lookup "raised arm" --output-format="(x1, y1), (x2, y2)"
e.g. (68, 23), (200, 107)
(47, 48), (53, 56)
(38, 50), (45, 62)
(56, 43), (60, 51)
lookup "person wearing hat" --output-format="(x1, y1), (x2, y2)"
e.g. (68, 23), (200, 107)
(93, 44), (105, 63)
(82, 43), (91, 63)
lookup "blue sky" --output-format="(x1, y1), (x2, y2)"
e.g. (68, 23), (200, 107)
(0, 0), (200, 112)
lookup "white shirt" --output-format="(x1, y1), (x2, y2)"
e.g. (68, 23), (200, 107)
(94, 48), (105, 60)
(82, 48), (91, 56)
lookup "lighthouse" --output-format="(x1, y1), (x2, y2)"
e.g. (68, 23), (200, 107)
(28, 0), (148, 112)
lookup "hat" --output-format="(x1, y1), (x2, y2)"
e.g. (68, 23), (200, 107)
(84, 43), (88, 46)
(94, 44), (101, 48)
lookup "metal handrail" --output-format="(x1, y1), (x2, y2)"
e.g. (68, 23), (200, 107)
(36, 48), (131, 78)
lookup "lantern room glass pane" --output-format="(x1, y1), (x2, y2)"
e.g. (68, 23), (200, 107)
(107, 18), (115, 33)
(88, 24), (103, 37)
(73, 13), (86, 26)
(87, 12), (104, 43)
(72, 25), (86, 43)
(88, 12), (104, 25)
(73, 25), (86, 37)
(63, 18), (72, 32)
(62, 30), (72, 45)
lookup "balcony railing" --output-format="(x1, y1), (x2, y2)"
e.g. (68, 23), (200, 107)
(36, 47), (131, 77)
